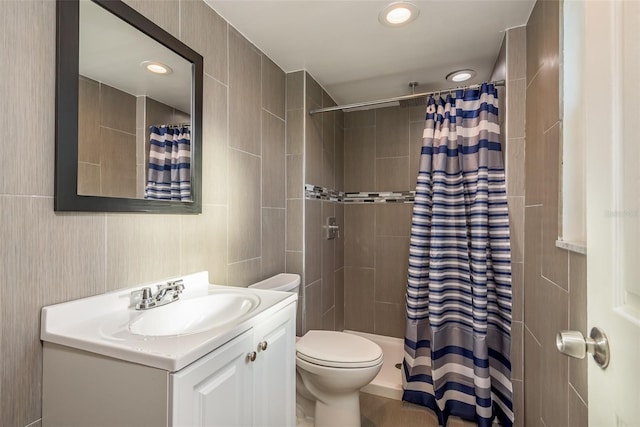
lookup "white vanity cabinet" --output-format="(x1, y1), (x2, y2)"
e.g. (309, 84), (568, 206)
(42, 301), (296, 427)
(252, 301), (297, 427)
(171, 302), (296, 427)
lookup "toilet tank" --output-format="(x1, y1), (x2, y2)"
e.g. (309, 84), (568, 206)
(249, 273), (300, 293)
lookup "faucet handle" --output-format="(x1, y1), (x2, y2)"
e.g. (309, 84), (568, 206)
(131, 287), (156, 310)
(154, 280), (184, 303)
(157, 279), (184, 289)
(131, 287), (153, 299)
(168, 279), (185, 292)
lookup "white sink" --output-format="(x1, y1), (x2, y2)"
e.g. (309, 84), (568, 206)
(128, 292), (260, 336)
(40, 271), (297, 371)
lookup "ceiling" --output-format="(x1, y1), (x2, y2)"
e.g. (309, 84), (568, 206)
(205, 0), (535, 105)
(80, 0), (192, 113)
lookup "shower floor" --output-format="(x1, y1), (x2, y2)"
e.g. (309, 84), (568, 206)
(344, 330), (404, 401)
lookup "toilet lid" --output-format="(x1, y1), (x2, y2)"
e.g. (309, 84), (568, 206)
(296, 331), (383, 368)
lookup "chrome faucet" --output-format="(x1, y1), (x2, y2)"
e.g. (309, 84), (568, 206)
(132, 280), (185, 310)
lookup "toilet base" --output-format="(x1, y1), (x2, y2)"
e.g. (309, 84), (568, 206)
(314, 392), (361, 427)
(296, 387), (316, 426)
(295, 407), (314, 427)
(295, 390), (362, 427)
(297, 369), (365, 427)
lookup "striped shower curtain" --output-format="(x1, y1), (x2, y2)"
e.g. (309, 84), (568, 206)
(145, 126), (191, 201)
(402, 83), (513, 426)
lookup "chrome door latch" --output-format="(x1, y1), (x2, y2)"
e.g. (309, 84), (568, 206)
(556, 327), (610, 369)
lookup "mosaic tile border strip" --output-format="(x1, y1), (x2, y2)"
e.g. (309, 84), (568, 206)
(304, 184), (344, 202)
(343, 191), (415, 204)
(304, 184), (415, 204)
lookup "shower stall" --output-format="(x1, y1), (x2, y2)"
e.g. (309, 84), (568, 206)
(285, 31), (525, 422)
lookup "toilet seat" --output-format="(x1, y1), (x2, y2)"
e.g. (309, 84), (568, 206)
(296, 331), (383, 368)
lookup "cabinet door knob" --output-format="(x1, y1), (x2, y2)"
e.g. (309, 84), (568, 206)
(259, 341), (268, 351)
(247, 351), (257, 362)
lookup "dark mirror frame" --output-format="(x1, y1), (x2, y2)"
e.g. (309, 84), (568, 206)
(55, 0), (203, 213)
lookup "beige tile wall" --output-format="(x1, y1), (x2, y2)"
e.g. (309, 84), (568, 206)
(343, 106), (418, 338)
(78, 76), (137, 198)
(286, 71), (305, 334)
(285, 71), (347, 335)
(299, 72), (345, 334)
(494, 25), (527, 427)
(524, 1), (588, 426)
(0, 1), (286, 425)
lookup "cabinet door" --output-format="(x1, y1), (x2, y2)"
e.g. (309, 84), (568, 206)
(171, 330), (254, 427)
(252, 303), (297, 427)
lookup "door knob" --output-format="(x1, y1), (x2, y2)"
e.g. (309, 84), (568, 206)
(258, 341), (268, 351)
(556, 327), (610, 369)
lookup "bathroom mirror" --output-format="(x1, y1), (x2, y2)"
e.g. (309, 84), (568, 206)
(55, 0), (203, 213)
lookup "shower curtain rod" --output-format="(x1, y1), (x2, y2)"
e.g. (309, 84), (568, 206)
(308, 79), (505, 115)
(158, 122), (191, 128)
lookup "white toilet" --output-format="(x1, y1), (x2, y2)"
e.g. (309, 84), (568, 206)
(250, 274), (383, 427)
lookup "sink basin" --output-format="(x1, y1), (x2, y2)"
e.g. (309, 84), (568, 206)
(41, 271), (297, 371)
(128, 291), (260, 337)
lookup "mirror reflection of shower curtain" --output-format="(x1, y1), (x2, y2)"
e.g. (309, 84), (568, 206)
(403, 84), (513, 427)
(145, 126), (191, 201)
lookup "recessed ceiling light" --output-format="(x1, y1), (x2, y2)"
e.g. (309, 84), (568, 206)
(141, 61), (173, 75)
(379, 2), (420, 27)
(446, 69), (476, 83)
